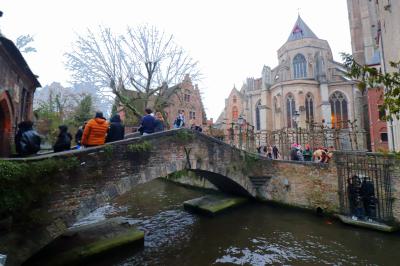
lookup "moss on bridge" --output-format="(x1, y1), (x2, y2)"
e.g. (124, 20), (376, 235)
(0, 157), (79, 222)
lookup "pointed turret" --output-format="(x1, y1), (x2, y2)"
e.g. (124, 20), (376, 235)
(287, 15), (318, 42)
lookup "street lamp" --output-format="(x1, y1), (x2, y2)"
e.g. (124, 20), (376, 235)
(238, 115), (244, 149)
(293, 110), (300, 144)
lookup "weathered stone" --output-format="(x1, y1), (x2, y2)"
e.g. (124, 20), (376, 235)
(1, 129), (400, 265)
(183, 195), (248, 216)
(25, 218), (144, 266)
(336, 214), (398, 232)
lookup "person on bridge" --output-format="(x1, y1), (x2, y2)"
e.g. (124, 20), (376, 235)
(81, 112), (109, 147)
(139, 108), (156, 135)
(303, 144), (313, 161)
(173, 110), (185, 128)
(75, 121), (87, 149)
(154, 112), (165, 132)
(272, 145), (280, 159)
(53, 125), (72, 152)
(15, 121), (41, 156)
(106, 114), (125, 142)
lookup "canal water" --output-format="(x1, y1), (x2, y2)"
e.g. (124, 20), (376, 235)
(36, 178), (400, 265)
(71, 178), (400, 266)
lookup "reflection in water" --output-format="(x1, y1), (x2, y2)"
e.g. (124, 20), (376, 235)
(74, 179), (400, 266)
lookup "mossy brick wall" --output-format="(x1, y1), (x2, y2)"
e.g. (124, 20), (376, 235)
(391, 162), (400, 222)
(2, 128), (400, 265)
(0, 129), (268, 265)
(262, 160), (339, 213)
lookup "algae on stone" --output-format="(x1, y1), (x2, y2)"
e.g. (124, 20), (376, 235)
(184, 194), (247, 216)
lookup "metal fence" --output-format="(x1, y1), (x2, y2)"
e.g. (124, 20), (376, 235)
(264, 121), (366, 160)
(336, 152), (395, 223)
(208, 120), (366, 157)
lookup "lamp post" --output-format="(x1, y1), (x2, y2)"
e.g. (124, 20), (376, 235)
(230, 121), (235, 146)
(238, 115), (244, 149)
(293, 110), (300, 144)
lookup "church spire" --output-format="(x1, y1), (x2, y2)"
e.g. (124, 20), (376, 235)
(287, 15), (318, 42)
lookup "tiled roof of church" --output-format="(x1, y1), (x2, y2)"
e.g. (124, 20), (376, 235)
(287, 15), (318, 42)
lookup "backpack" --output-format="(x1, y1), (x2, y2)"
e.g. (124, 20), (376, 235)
(174, 117), (182, 127)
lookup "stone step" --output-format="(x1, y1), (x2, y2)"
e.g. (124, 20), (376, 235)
(24, 218), (144, 265)
(183, 194), (248, 216)
(336, 214), (398, 232)
(249, 176), (270, 188)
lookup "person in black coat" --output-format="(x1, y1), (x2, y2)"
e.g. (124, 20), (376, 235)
(106, 114), (125, 142)
(75, 121), (87, 147)
(15, 121), (41, 156)
(53, 125), (72, 152)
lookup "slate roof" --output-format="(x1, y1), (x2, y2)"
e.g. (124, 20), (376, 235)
(287, 16), (318, 42)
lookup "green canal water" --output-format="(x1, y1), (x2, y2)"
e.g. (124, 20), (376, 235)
(50, 179), (400, 265)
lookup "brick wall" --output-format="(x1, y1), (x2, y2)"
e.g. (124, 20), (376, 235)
(2, 129), (400, 265)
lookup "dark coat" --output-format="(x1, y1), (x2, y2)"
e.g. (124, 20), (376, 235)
(106, 115), (125, 142)
(140, 114), (156, 134)
(54, 132), (72, 152)
(290, 148), (299, 161)
(15, 127), (41, 156)
(75, 127), (83, 145)
(154, 119), (165, 132)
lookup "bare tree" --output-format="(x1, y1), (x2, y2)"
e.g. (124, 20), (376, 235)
(65, 25), (200, 120)
(15, 34), (37, 53)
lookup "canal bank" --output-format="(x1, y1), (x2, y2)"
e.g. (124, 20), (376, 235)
(33, 179), (400, 265)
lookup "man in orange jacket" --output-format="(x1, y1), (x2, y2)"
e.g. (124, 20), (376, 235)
(81, 112), (109, 147)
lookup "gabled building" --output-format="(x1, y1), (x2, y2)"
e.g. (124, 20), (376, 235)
(218, 16), (366, 149)
(119, 74), (207, 129)
(0, 35), (41, 156)
(163, 74), (207, 128)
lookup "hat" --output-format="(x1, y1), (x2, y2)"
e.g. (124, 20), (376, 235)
(95, 111), (104, 119)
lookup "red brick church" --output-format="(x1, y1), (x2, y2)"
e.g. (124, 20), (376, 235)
(0, 35), (41, 157)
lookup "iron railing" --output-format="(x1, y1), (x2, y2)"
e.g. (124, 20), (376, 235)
(336, 152), (395, 223)
(207, 120), (366, 156)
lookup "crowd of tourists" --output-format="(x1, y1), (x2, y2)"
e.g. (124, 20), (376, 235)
(138, 109), (202, 134)
(290, 144), (334, 163)
(14, 109), (202, 157)
(256, 143), (334, 163)
(256, 145), (280, 159)
(14, 111), (125, 157)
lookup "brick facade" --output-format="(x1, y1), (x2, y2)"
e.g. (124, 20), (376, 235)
(0, 36), (41, 157)
(347, 0), (400, 151)
(217, 16), (366, 148)
(163, 74), (207, 129)
(367, 87), (388, 151)
(119, 74), (207, 130)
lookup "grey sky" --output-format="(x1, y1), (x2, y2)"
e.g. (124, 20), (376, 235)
(1, 0), (351, 120)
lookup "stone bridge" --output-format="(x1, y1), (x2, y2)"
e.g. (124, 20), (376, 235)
(1, 129), (273, 264)
(1, 128), (381, 265)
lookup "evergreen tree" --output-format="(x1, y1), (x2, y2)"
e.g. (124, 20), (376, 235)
(74, 95), (93, 125)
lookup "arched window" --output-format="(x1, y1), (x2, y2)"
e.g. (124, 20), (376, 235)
(233, 95), (237, 103)
(293, 54), (307, 79)
(286, 94), (296, 128)
(232, 106), (238, 120)
(330, 91), (348, 128)
(305, 93), (314, 123)
(255, 100), (261, 131)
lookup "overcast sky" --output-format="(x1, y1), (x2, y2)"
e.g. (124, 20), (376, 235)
(1, 0), (351, 120)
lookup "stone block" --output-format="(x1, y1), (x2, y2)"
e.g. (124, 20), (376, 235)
(183, 194), (248, 216)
